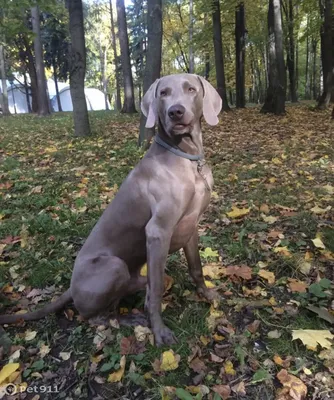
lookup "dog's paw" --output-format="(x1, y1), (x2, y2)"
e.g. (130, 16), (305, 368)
(198, 287), (220, 303)
(153, 325), (177, 347)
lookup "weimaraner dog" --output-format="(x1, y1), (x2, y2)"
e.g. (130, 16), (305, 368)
(0, 74), (222, 346)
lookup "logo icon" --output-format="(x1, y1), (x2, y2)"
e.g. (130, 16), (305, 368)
(5, 383), (17, 395)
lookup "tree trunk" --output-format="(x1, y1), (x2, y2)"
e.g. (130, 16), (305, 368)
(312, 38), (318, 100)
(100, 45), (109, 110)
(285, 0), (298, 102)
(138, 0), (162, 146)
(21, 35), (38, 113)
(0, 44), (10, 115)
(305, 17), (310, 99)
(53, 58), (62, 112)
(67, 0), (91, 136)
(31, 5), (50, 116)
(23, 72), (32, 113)
(212, 0), (230, 111)
(109, 0), (122, 111)
(235, 2), (246, 108)
(317, 0), (333, 109)
(189, 0), (194, 73)
(261, 0), (286, 115)
(116, 0), (136, 113)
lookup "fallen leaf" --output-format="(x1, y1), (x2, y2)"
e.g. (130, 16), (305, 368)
(292, 330), (334, 350)
(231, 381), (246, 396)
(274, 246), (292, 257)
(210, 353), (224, 363)
(107, 355), (126, 382)
(140, 263), (147, 277)
(310, 205), (331, 215)
(246, 320), (261, 334)
(268, 330), (282, 339)
(226, 265), (252, 280)
(25, 330), (37, 341)
(120, 336), (146, 355)
(288, 279), (308, 293)
(223, 360), (236, 375)
(212, 385), (231, 400)
(189, 357), (206, 373)
(277, 369), (307, 400)
(59, 351), (71, 361)
(261, 214), (278, 224)
(306, 305), (334, 324)
(258, 269), (275, 285)
(134, 325), (152, 342)
(0, 363), (20, 385)
(160, 350), (180, 371)
(205, 280), (215, 288)
(311, 237), (326, 249)
(227, 206), (250, 219)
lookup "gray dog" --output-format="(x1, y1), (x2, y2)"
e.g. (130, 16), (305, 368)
(0, 74), (222, 346)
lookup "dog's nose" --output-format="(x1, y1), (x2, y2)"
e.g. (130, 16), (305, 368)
(168, 104), (185, 121)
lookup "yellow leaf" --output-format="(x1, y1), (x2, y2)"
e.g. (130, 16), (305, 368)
(213, 333), (225, 342)
(274, 246), (292, 257)
(310, 205), (331, 215)
(269, 177), (276, 183)
(272, 157), (282, 165)
(227, 206), (250, 219)
(140, 263), (147, 277)
(323, 184), (334, 194)
(200, 335), (210, 345)
(25, 330), (37, 341)
(0, 363), (20, 385)
(258, 270), (275, 285)
(160, 350), (180, 371)
(312, 237), (326, 249)
(108, 355), (126, 382)
(223, 360), (236, 375)
(292, 330), (334, 350)
(205, 280), (215, 288)
(277, 369), (307, 399)
(261, 214), (278, 224)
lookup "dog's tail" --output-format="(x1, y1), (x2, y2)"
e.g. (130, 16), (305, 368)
(0, 289), (72, 325)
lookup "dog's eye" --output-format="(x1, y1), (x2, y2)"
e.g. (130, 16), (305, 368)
(188, 87), (196, 93)
(160, 90), (167, 97)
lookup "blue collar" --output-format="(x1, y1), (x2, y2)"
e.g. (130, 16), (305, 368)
(154, 135), (204, 161)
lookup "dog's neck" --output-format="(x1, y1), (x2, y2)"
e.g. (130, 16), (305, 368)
(157, 121), (204, 156)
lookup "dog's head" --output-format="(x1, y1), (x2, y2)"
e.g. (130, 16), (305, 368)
(141, 74), (222, 137)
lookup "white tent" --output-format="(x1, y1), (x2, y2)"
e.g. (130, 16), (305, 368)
(51, 86), (110, 112)
(7, 83), (32, 114)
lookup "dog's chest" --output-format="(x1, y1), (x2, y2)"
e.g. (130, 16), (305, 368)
(169, 163), (213, 252)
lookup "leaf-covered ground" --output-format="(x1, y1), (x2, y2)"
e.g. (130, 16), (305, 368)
(0, 106), (333, 400)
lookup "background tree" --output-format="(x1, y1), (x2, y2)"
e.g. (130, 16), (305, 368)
(109, 0), (121, 111)
(212, 0), (230, 111)
(31, 5), (50, 116)
(0, 43), (10, 115)
(283, 0), (298, 102)
(261, 0), (286, 115)
(67, 0), (91, 136)
(138, 0), (163, 146)
(317, 0), (333, 109)
(235, 2), (246, 108)
(116, 0), (136, 113)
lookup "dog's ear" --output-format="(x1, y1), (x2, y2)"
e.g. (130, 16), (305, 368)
(141, 79), (160, 128)
(197, 76), (222, 126)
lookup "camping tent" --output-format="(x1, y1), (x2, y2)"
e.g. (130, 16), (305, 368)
(51, 86), (110, 112)
(1, 79), (110, 113)
(0, 82), (32, 114)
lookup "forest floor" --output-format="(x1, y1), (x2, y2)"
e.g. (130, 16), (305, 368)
(0, 105), (333, 400)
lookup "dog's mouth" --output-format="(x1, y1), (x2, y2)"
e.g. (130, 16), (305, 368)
(171, 123), (192, 135)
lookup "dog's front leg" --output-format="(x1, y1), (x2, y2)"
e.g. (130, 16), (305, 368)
(184, 231), (219, 302)
(146, 219), (177, 346)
